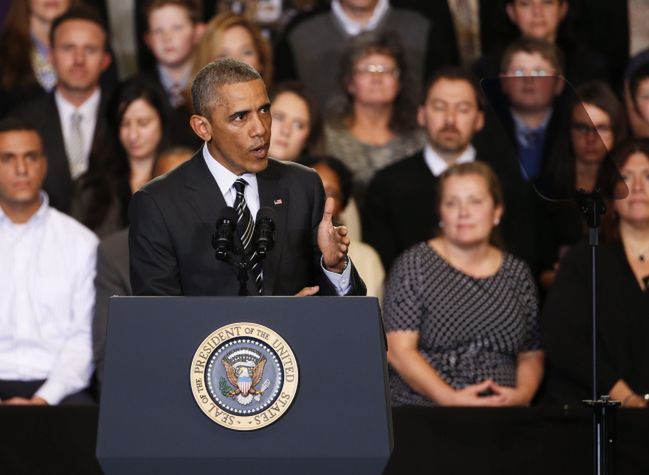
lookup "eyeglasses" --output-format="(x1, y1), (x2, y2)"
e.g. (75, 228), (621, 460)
(354, 64), (400, 78)
(504, 68), (557, 77)
(571, 122), (613, 135)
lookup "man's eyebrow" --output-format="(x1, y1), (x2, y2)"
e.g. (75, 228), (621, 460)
(227, 108), (251, 120)
(259, 102), (271, 110)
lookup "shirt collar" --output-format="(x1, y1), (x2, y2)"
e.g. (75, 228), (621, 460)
(0, 191), (50, 226)
(511, 108), (552, 135)
(423, 143), (476, 177)
(201, 143), (258, 197)
(54, 87), (101, 119)
(157, 64), (190, 92)
(331, 0), (390, 36)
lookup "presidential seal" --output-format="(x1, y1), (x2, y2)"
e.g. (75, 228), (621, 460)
(190, 322), (298, 431)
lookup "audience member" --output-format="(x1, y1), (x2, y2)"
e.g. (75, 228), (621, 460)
(192, 11), (272, 86)
(274, 0), (432, 109)
(384, 161), (543, 407)
(301, 155), (385, 299)
(363, 67), (485, 271)
(93, 146), (193, 386)
(474, 0), (608, 87)
(393, 0), (512, 66)
(212, 0), (320, 40)
(0, 0), (73, 118)
(268, 81), (321, 162)
(492, 38), (569, 183)
(539, 81), (628, 289)
(626, 60), (649, 139)
(71, 76), (171, 237)
(541, 139), (649, 407)
(142, 0), (204, 109)
(11, 5), (116, 214)
(0, 117), (97, 405)
(323, 30), (425, 207)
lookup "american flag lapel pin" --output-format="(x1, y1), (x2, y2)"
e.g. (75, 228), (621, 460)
(273, 198), (283, 205)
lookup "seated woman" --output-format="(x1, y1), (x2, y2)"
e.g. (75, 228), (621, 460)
(541, 139), (649, 408)
(71, 77), (170, 237)
(539, 81), (628, 289)
(323, 30), (425, 208)
(268, 81), (320, 162)
(385, 162), (543, 407)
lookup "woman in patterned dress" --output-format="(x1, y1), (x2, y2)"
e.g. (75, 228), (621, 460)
(384, 161), (543, 406)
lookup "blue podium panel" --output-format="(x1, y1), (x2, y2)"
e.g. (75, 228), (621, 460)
(96, 296), (392, 475)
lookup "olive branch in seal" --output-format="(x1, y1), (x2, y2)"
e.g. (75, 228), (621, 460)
(219, 377), (237, 398)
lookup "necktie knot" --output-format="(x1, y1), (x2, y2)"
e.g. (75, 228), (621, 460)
(233, 178), (247, 194)
(71, 111), (82, 126)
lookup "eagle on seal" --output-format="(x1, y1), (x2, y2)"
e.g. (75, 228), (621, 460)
(223, 357), (267, 397)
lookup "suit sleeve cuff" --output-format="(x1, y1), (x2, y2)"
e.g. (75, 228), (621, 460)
(320, 256), (352, 295)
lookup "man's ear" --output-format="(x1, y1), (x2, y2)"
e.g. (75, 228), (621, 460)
(101, 51), (112, 73)
(417, 105), (426, 128)
(190, 114), (212, 141)
(193, 22), (206, 44)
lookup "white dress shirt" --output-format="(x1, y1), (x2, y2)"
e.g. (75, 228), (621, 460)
(0, 193), (98, 404)
(331, 0), (389, 36)
(202, 145), (352, 294)
(423, 143), (477, 177)
(54, 88), (101, 175)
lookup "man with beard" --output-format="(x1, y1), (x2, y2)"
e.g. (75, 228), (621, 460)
(362, 67), (487, 271)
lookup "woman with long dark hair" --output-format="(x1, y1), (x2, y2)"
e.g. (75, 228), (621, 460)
(71, 77), (171, 237)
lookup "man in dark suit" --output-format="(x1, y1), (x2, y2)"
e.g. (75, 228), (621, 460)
(129, 59), (365, 297)
(363, 66), (535, 273)
(12, 5), (114, 213)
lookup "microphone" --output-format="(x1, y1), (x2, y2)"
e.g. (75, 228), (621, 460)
(212, 207), (237, 260)
(253, 207), (276, 258)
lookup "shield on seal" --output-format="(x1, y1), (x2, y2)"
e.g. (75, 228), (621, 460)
(237, 368), (252, 396)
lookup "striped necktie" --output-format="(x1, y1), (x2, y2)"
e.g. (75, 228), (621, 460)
(232, 178), (263, 293)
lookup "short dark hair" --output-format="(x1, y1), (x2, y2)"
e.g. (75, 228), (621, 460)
(629, 61), (649, 107)
(50, 4), (109, 50)
(191, 58), (262, 117)
(299, 155), (354, 209)
(500, 37), (565, 76)
(0, 117), (40, 136)
(422, 66), (485, 110)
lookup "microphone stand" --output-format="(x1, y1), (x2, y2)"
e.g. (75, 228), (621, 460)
(575, 188), (620, 475)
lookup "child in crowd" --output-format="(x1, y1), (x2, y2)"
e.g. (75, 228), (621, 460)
(144, 0), (204, 108)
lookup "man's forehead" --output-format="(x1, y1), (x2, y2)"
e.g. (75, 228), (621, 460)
(54, 19), (106, 44)
(508, 51), (553, 70)
(0, 130), (43, 152)
(214, 80), (269, 109)
(428, 79), (477, 104)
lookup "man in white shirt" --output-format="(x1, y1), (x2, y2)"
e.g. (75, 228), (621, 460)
(13, 4), (114, 214)
(0, 118), (98, 405)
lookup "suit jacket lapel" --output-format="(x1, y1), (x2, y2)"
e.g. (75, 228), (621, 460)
(44, 94), (74, 211)
(257, 161), (288, 295)
(184, 152), (228, 228)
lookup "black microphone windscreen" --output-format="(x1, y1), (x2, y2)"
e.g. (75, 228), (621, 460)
(255, 206), (277, 223)
(217, 206), (237, 223)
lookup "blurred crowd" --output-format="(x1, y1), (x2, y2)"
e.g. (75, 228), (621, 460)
(0, 0), (648, 409)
